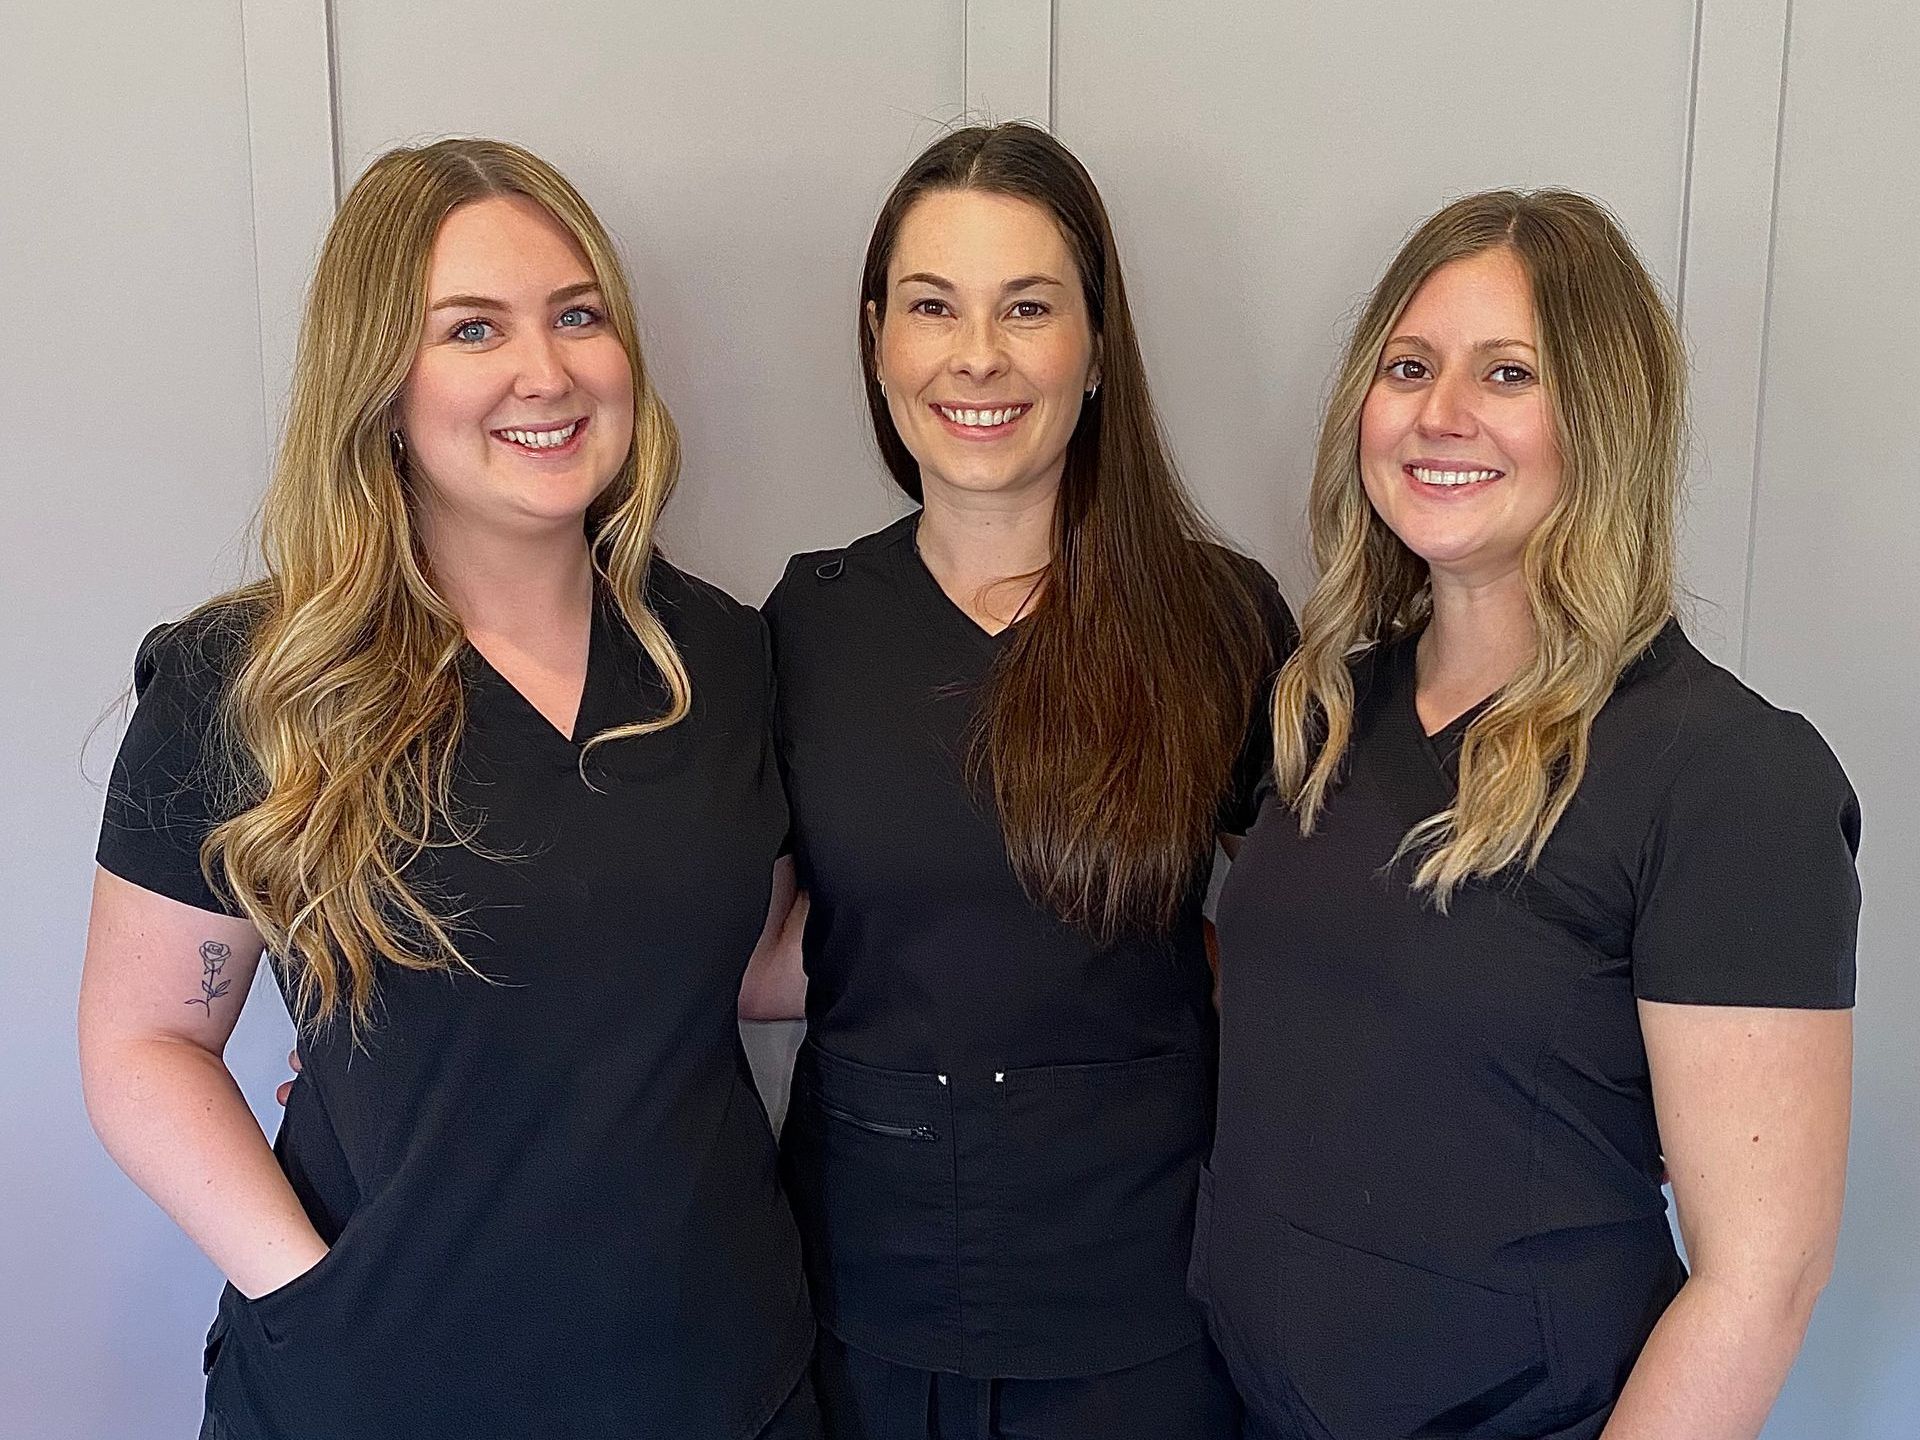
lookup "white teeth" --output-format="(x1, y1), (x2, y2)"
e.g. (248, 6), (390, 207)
(1412, 465), (1500, 486)
(939, 405), (1022, 428)
(501, 421), (579, 449)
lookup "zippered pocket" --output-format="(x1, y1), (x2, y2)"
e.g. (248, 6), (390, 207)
(815, 1099), (937, 1142)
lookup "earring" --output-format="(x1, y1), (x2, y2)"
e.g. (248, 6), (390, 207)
(1085, 381), (1100, 399)
(390, 429), (406, 456)
(878, 379), (889, 400)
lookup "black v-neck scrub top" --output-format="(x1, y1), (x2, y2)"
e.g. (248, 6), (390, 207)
(1196, 622), (1861, 1440)
(96, 562), (814, 1440)
(763, 512), (1296, 1380)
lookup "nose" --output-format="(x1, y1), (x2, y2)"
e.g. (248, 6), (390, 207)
(948, 311), (1009, 385)
(1416, 368), (1477, 439)
(514, 327), (572, 400)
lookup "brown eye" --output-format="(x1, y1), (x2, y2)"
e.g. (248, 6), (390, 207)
(1383, 357), (1429, 381)
(1490, 363), (1535, 385)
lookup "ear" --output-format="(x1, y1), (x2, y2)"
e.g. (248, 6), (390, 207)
(865, 297), (881, 345)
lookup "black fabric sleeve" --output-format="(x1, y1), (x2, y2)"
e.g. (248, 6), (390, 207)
(95, 618), (249, 916)
(1220, 562), (1300, 836)
(1632, 707), (1861, 1007)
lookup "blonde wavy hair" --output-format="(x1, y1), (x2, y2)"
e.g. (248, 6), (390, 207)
(198, 138), (687, 1031)
(1274, 189), (1685, 904)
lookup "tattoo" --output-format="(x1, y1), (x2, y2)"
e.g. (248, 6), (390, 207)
(185, 940), (233, 1015)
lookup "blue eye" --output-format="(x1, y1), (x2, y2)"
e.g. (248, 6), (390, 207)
(558, 306), (602, 329)
(451, 318), (494, 344)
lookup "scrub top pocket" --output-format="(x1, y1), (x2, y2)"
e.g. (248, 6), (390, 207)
(781, 1039), (959, 1364)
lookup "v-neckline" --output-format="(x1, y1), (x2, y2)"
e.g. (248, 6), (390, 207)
(901, 514), (1032, 655)
(465, 599), (609, 748)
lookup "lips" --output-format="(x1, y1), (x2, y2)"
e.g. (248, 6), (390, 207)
(491, 417), (588, 455)
(931, 402), (1030, 440)
(1406, 462), (1504, 489)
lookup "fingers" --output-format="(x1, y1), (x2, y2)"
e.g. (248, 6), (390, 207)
(275, 1079), (294, 1107)
(288, 1048), (302, 1074)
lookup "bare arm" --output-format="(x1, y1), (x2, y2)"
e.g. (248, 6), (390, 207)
(1600, 1002), (1852, 1439)
(77, 866), (328, 1298)
(737, 855), (808, 1022)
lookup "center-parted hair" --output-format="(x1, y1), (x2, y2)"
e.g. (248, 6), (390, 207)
(199, 138), (688, 1031)
(859, 123), (1275, 942)
(1273, 189), (1686, 903)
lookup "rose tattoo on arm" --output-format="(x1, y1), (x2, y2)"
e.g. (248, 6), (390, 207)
(186, 940), (233, 1014)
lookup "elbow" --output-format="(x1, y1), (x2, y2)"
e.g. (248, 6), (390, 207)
(738, 986), (805, 1024)
(1695, 1248), (1836, 1351)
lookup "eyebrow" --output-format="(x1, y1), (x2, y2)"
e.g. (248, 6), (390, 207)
(429, 280), (602, 312)
(1386, 333), (1538, 354)
(894, 271), (1067, 293)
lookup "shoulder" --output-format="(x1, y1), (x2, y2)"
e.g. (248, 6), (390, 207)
(129, 599), (261, 708)
(1600, 625), (1854, 814)
(1206, 543), (1299, 660)
(641, 555), (774, 691)
(764, 512), (919, 621)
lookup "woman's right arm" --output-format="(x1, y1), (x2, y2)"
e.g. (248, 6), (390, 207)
(78, 867), (328, 1299)
(737, 855), (808, 1022)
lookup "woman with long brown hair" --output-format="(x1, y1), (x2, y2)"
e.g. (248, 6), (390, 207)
(1198, 190), (1859, 1438)
(78, 139), (818, 1439)
(745, 123), (1293, 1436)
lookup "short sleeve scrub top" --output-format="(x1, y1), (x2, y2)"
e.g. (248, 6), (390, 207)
(96, 562), (814, 1440)
(764, 513), (1294, 1382)
(1195, 622), (1861, 1439)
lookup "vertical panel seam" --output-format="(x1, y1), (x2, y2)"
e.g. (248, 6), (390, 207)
(1047, 0), (1058, 130)
(323, 0), (343, 204)
(236, 0), (274, 465)
(1738, 0), (1796, 678)
(961, 0), (972, 118)
(1672, 0), (1707, 320)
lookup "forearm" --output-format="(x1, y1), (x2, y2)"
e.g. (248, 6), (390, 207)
(1600, 1270), (1821, 1440)
(81, 1033), (326, 1298)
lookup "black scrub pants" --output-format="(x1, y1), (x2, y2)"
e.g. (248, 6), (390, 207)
(198, 1371), (823, 1440)
(812, 1331), (1240, 1440)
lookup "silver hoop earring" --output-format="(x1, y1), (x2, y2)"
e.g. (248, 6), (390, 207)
(878, 379), (888, 400)
(1085, 382), (1100, 399)
(390, 429), (406, 456)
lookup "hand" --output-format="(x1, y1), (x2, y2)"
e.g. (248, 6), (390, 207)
(274, 1048), (302, 1107)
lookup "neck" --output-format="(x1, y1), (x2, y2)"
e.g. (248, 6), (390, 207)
(419, 508), (595, 639)
(914, 476), (1057, 628)
(1415, 564), (1536, 729)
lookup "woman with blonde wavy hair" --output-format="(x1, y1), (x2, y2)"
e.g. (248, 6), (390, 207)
(78, 139), (819, 1439)
(1194, 190), (1860, 1439)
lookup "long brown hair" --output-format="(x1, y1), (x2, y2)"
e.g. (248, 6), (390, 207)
(1274, 189), (1684, 904)
(200, 138), (687, 1032)
(860, 123), (1272, 942)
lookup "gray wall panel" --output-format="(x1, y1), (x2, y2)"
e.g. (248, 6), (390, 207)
(331, 0), (967, 603)
(1744, 2), (1920, 1433)
(1053, 0), (1697, 598)
(1, 3), (283, 1436)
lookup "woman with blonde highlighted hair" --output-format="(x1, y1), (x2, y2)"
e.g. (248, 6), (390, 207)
(78, 139), (819, 1438)
(1196, 191), (1860, 1438)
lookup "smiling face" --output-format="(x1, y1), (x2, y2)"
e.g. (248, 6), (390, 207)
(1359, 247), (1563, 593)
(871, 189), (1099, 507)
(396, 194), (634, 542)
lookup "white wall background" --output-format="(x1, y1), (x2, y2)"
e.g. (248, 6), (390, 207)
(3, 2), (1913, 1435)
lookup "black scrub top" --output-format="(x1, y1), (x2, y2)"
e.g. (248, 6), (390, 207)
(96, 562), (813, 1440)
(1197, 621), (1861, 1440)
(763, 511), (1294, 1380)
